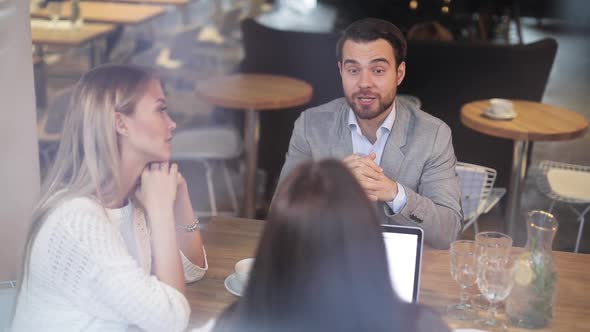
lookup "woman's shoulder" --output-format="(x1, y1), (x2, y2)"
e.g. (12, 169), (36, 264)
(43, 196), (111, 233)
(36, 196), (133, 260)
(51, 196), (104, 215)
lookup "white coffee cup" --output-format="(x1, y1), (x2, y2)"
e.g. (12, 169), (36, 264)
(489, 98), (514, 115)
(234, 258), (254, 286)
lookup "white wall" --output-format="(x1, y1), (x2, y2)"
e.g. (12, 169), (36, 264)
(0, 0), (41, 281)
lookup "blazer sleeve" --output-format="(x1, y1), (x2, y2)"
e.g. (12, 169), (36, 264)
(384, 122), (462, 249)
(276, 111), (313, 190)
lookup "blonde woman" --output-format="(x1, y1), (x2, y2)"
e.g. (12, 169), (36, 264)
(12, 65), (207, 331)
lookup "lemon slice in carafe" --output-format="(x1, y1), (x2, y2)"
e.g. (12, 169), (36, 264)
(514, 259), (534, 286)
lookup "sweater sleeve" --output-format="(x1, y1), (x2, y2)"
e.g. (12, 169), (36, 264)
(181, 248), (208, 283)
(46, 199), (190, 332)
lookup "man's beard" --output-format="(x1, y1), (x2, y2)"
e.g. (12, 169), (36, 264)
(346, 91), (395, 120)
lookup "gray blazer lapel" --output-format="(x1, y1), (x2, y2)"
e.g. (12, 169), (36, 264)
(381, 99), (411, 180)
(329, 101), (353, 159)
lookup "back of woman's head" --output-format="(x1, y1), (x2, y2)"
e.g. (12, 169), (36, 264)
(216, 160), (411, 332)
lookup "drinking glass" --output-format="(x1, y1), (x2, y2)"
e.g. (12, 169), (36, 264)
(472, 231), (513, 310)
(47, 1), (62, 28)
(476, 254), (515, 331)
(447, 240), (478, 320)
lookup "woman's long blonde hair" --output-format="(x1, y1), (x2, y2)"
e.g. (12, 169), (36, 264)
(15, 64), (156, 308)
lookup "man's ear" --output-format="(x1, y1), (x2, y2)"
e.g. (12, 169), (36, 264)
(396, 61), (406, 86)
(114, 112), (129, 136)
(338, 61), (342, 76)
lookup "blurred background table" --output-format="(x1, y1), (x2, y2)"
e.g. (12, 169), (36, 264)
(31, 1), (166, 25)
(31, 21), (116, 67)
(96, 0), (192, 24)
(102, 0), (189, 5)
(461, 100), (588, 237)
(187, 217), (590, 331)
(195, 74), (312, 218)
(31, 21), (116, 109)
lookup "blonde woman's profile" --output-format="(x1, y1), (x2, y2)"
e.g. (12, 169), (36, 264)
(12, 64), (208, 332)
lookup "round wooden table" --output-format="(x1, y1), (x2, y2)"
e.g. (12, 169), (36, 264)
(196, 74), (313, 218)
(461, 100), (588, 236)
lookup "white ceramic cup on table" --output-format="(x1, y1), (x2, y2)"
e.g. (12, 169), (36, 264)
(234, 258), (254, 287)
(489, 98), (514, 116)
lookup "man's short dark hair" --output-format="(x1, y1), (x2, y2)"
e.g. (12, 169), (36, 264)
(336, 18), (407, 67)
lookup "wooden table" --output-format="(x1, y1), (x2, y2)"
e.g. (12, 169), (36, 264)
(92, 0), (192, 24)
(99, 0), (189, 5)
(31, 21), (116, 109)
(31, 22), (115, 47)
(31, 21), (116, 66)
(461, 100), (589, 236)
(31, 1), (167, 25)
(195, 74), (313, 218)
(187, 217), (590, 331)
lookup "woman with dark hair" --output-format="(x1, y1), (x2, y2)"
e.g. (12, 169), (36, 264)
(199, 159), (448, 332)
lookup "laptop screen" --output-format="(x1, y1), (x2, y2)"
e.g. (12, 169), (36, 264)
(382, 225), (423, 303)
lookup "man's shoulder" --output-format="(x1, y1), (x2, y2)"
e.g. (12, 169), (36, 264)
(291, 98), (348, 145)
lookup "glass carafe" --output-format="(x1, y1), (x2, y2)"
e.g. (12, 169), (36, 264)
(506, 210), (558, 328)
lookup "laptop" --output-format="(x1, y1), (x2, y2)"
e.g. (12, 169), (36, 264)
(382, 224), (424, 303)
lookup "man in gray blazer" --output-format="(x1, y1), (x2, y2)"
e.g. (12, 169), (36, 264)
(277, 18), (462, 249)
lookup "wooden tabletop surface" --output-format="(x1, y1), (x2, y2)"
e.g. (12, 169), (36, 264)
(93, 0), (189, 6)
(187, 217), (590, 331)
(31, 1), (167, 25)
(461, 100), (589, 141)
(195, 74), (313, 111)
(31, 22), (116, 46)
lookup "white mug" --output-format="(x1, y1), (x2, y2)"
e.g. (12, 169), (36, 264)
(234, 258), (254, 286)
(489, 98), (514, 115)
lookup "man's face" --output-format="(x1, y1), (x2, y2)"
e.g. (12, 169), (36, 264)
(338, 39), (406, 121)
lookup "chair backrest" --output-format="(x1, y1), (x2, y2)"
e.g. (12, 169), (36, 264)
(456, 162), (497, 223)
(400, 38), (557, 188)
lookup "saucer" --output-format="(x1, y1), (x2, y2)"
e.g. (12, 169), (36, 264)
(224, 273), (244, 297)
(483, 108), (517, 120)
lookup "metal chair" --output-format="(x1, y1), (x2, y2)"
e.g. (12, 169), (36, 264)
(537, 160), (590, 253)
(172, 127), (242, 217)
(456, 162), (506, 234)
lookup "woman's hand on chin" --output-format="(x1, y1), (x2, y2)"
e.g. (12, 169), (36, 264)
(135, 161), (179, 214)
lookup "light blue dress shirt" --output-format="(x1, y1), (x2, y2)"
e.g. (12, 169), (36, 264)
(348, 104), (407, 213)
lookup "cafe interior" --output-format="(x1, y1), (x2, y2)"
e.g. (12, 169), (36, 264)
(1, 0), (589, 331)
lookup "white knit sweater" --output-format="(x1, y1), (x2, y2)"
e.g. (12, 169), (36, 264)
(12, 197), (208, 332)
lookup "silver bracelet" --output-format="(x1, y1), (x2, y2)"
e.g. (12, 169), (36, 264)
(176, 218), (200, 232)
